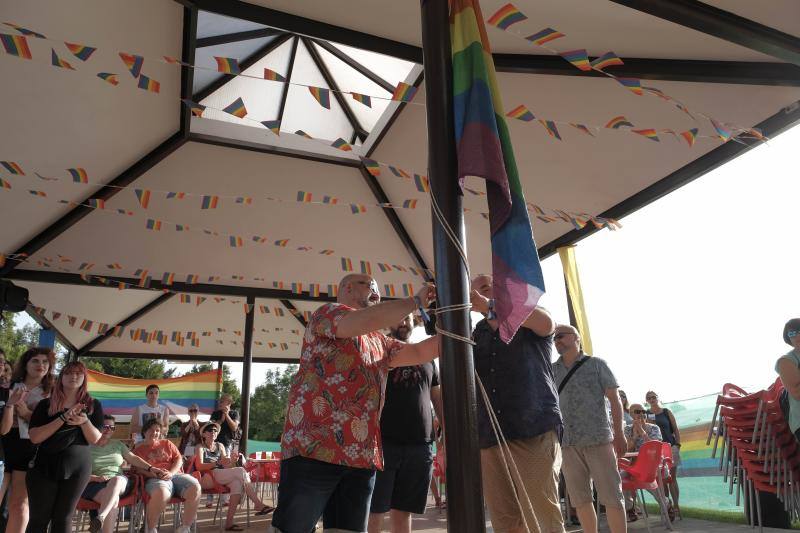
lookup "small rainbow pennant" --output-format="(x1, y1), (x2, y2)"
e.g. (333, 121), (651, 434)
(51, 49), (75, 70)
(97, 72), (119, 86)
(487, 3), (527, 30)
(680, 128), (698, 147)
(351, 93), (372, 107)
(413, 174), (430, 193)
(402, 199), (417, 209)
(322, 196), (338, 205)
(64, 42), (96, 61)
(388, 166), (410, 179)
(297, 191), (313, 203)
(137, 75), (160, 93)
(0, 161), (24, 175)
(28, 190), (46, 197)
(0, 179), (11, 190)
(341, 257), (354, 272)
(3, 23), (46, 39)
(67, 168), (88, 183)
(360, 157), (381, 177)
(308, 86), (331, 109)
(274, 239), (289, 247)
(261, 120), (280, 135)
(616, 77), (643, 95)
(560, 49), (591, 71)
(570, 123), (594, 136)
(710, 118), (731, 141)
(605, 115), (635, 129)
(200, 195), (219, 209)
(214, 56), (240, 74)
(295, 130), (313, 140)
(181, 98), (206, 117)
(632, 128), (659, 142)
(539, 120), (562, 140)
(0, 34), (32, 59)
(222, 97), (247, 118)
(119, 52), (144, 78)
(263, 68), (286, 81)
(506, 104), (535, 122)
(229, 236), (243, 248)
(525, 27), (564, 46)
(145, 218), (162, 231)
(134, 189), (151, 208)
(391, 82), (418, 102)
(350, 204), (367, 214)
(331, 138), (352, 151)
(590, 51), (623, 70)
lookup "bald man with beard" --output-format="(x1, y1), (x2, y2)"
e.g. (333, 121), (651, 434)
(271, 275), (440, 533)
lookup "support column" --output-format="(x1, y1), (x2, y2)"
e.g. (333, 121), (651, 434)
(420, 1), (486, 530)
(240, 296), (255, 455)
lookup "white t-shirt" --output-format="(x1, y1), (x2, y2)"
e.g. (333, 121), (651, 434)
(133, 403), (168, 444)
(14, 383), (46, 439)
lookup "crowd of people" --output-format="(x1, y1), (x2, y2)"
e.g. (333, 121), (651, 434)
(0, 347), (273, 533)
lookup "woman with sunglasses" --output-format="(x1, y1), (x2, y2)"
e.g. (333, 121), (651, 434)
(622, 403), (665, 522)
(178, 403), (202, 460)
(619, 390), (633, 425)
(1, 347), (55, 533)
(645, 390), (681, 519)
(27, 360), (103, 533)
(776, 319), (800, 441)
(194, 423), (274, 530)
(83, 414), (159, 533)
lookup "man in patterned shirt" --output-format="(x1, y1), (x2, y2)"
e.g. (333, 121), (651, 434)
(270, 274), (439, 533)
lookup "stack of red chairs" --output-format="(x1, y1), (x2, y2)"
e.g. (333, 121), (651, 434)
(246, 452), (280, 504)
(706, 379), (799, 531)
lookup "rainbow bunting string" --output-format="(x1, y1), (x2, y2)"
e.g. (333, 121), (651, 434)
(119, 52), (143, 78)
(263, 68), (286, 82)
(506, 104), (535, 122)
(308, 86), (331, 109)
(261, 120), (280, 135)
(539, 120), (561, 140)
(391, 82), (418, 103)
(486, 3), (527, 30)
(137, 75), (160, 94)
(605, 115), (635, 129)
(0, 34), (32, 59)
(590, 51), (624, 70)
(97, 72), (119, 86)
(200, 195), (219, 209)
(616, 77), (643, 95)
(351, 93), (372, 107)
(222, 97), (247, 119)
(67, 168), (88, 183)
(214, 56), (240, 74)
(51, 49), (75, 70)
(3, 23), (46, 39)
(525, 27), (564, 46)
(633, 128), (659, 142)
(560, 49), (591, 71)
(331, 138), (352, 151)
(1, 161), (24, 175)
(64, 42), (96, 61)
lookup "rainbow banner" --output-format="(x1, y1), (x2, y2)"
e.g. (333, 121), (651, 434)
(87, 369), (221, 418)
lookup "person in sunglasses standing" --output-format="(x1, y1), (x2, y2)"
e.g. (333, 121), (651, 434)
(776, 318), (800, 442)
(82, 414), (160, 533)
(178, 403), (202, 460)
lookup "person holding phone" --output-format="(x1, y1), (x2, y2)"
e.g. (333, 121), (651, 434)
(645, 391), (681, 519)
(27, 361), (103, 533)
(622, 404), (663, 522)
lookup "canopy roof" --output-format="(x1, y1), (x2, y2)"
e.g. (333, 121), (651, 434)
(1, 0), (799, 363)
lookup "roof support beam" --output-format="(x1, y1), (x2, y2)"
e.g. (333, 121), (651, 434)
(538, 100), (800, 259)
(311, 39), (396, 93)
(276, 37), (299, 126)
(239, 295), (255, 454)
(302, 37), (368, 141)
(180, 5), (199, 136)
(6, 270), (338, 303)
(196, 28), (284, 47)
(192, 33), (292, 102)
(357, 165), (432, 282)
(82, 351), (299, 364)
(365, 70), (424, 157)
(26, 303), (78, 355)
(280, 299), (308, 328)
(494, 54), (800, 86)
(75, 293), (175, 356)
(188, 134), (360, 167)
(608, 0), (800, 67)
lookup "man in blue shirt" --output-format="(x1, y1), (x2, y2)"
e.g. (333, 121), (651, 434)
(471, 274), (564, 533)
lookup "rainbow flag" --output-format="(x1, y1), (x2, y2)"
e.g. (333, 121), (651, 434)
(0, 34), (32, 60)
(1, 161), (24, 175)
(452, 0), (546, 342)
(137, 75), (160, 94)
(308, 86), (331, 109)
(274, 239), (289, 247)
(384, 284), (396, 297)
(710, 118), (731, 141)
(294, 130), (313, 140)
(261, 120), (280, 135)
(145, 218), (162, 231)
(360, 260), (372, 275)
(388, 166), (410, 179)
(263, 68), (286, 82)
(222, 97), (247, 119)
(591, 51), (623, 70)
(229, 236), (243, 248)
(506, 104), (535, 122)
(214, 56), (240, 74)
(297, 191), (312, 203)
(235, 197), (252, 205)
(322, 196), (337, 205)
(87, 369), (221, 417)
(570, 123), (594, 137)
(605, 115), (634, 129)
(319, 249), (335, 255)
(560, 49), (591, 71)
(681, 128), (698, 147)
(200, 195), (219, 209)
(616, 77), (643, 95)
(539, 119), (562, 140)
(3, 23), (45, 38)
(331, 138), (352, 151)
(633, 128), (659, 142)
(51, 49), (75, 70)
(181, 99), (206, 117)
(351, 92), (372, 107)
(166, 191), (186, 199)
(0, 179), (12, 190)
(350, 204), (367, 214)
(134, 189), (151, 208)
(67, 168), (88, 183)
(119, 52), (144, 78)
(391, 82), (418, 103)
(341, 257), (353, 272)
(360, 158), (381, 177)
(97, 73), (119, 86)
(402, 199), (417, 209)
(65, 42), (96, 61)
(29, 190), (47, 197)
(525, 28), (564, 46)
(486, 3), (527, 30)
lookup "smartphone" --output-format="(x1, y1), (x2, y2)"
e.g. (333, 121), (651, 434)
(646, 413), (656, 421)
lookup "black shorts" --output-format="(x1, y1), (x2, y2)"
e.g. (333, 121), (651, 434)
(370, 441), (433, 515)
(2, 429), (35, 472)
(82, 476), (132, 501)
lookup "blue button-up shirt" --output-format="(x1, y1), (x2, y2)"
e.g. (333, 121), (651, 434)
(473, 319), (563, 449)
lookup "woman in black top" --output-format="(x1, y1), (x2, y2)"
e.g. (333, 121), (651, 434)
(27, 361), (103, 533)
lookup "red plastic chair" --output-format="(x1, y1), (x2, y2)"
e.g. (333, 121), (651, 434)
(74, 475), (141, 533)
(619, 441), (671, 532)
(136, 472), (197, 533)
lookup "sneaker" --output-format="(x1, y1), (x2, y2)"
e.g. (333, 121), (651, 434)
(89, 517), (102, 533)
(176, 526), (191, 533)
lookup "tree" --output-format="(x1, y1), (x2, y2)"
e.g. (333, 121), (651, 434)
(248, 365), (297, 441)
(0, 311), (41, 362)
(81, 357), (175, 379)
(184, 364), (241, 408)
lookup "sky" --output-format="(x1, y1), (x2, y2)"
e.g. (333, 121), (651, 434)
(13, 123), (800, 409)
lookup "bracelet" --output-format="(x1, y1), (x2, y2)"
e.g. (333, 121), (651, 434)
(58, 413), (67, 422)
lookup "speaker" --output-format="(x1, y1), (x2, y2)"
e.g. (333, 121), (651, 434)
(0, 280), (28, 312)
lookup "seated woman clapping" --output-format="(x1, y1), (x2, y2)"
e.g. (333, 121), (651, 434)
(194, 423), (274, 531)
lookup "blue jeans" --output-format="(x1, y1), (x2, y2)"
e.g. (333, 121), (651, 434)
(271, 456), (376, 533)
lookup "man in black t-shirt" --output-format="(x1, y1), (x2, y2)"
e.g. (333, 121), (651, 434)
(209, 394), (239, 452)
(367, 314), (443, 533)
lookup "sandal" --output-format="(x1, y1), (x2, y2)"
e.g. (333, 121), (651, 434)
(255, 506), (275, 516)
(224, 525), (244, 531)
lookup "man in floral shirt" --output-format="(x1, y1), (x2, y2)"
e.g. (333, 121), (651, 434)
(270, 274), (439, 533)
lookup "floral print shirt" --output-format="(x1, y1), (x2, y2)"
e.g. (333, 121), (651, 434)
(280, 303), (405, 469)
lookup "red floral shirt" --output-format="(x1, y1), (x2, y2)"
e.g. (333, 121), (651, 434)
(280, 303), (405, 469)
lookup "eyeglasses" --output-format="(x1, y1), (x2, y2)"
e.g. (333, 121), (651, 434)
(632, 410), (646, 415)
(789, 330), (800, 338)
(554, 332), (575, 340)
(102, 425), (116, 431)
(646, 396), (657, 401)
